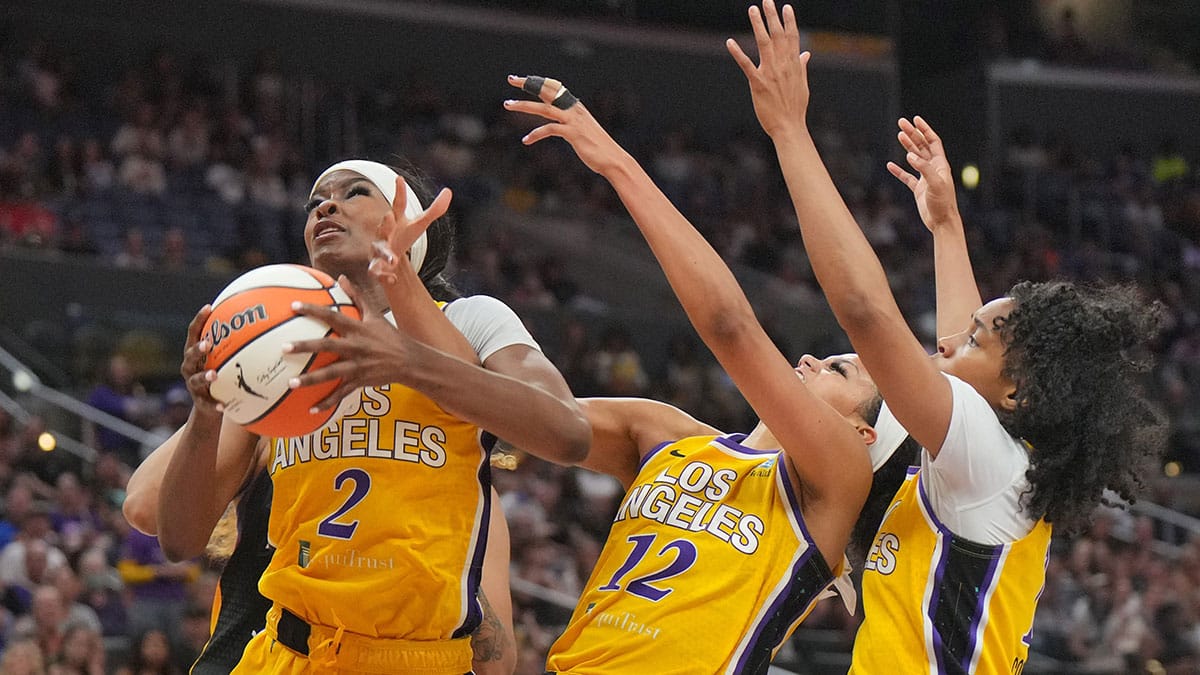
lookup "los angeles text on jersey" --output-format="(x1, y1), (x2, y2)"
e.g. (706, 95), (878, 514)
(614, 460), (765, 554)
(270, 386), (446, 473)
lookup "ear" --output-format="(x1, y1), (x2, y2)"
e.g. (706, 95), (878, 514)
(857, 422), (878, 448)
(999, 385), (1019, 413)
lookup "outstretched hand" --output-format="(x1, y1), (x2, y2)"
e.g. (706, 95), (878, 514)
(886, 116), (961, 231)
(726, 0), (810, 140)
(370, 175), (451, 285)
(283, 275), (418, 411)
(503, 74), (627, 176)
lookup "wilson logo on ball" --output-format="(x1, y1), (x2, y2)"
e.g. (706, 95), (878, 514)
(205, 304), (268, 348)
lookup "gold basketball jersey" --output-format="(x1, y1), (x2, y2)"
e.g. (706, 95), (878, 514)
(547, 433), (836, 675)
(851, 467), (1052, 675)
(260, 383), (489, 641)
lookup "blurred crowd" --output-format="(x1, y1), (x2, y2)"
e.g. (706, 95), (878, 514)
(0, 23), (1199, 675)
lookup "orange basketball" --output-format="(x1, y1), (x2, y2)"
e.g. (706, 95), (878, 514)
(202, 264), (361, 438)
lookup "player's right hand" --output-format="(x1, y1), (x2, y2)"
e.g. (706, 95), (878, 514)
(181, 304), (223, 418)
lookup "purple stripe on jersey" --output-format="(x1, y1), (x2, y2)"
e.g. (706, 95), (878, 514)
(713, 433), (778, 455)
(453, 455), (492, 639)
(927, 532), (952, 675)
(638, 440), (675, 470)
(917, 471), (950, 534)
(962, 548), (1004, 671)
(774, 454), (813, 544)
(733, 547), (814, 673)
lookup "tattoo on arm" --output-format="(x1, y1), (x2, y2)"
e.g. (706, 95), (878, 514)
(472, 588), (511, 663)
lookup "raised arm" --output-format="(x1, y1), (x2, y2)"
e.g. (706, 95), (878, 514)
(728, 0), (953, 454)
(887, 116), (983, 337)
(504, 75), (870, 511)
(287, 186), (590, 465)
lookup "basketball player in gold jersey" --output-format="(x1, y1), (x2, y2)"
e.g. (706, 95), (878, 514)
(728, 3), (1163, 673)
(504, 76), (917, 673)
(146, 159), (590, 674)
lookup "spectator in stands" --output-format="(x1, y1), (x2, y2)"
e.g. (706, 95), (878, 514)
(8, 584), (70, 664)
(115, 628), (181, 675)
(77, 139), (114, 195)
(0, 637), (47, 675)
(591, 324), (648, 396)
(47, 567), (101, 635)
(49, 474), (102, 558)
(115, 529), (196, 645)
(0, 516), (68, 604)
(0, 482), (36, 549)
(47, 623), (105, 675)
(75, 549), (126, 639)
(83, 354), (152, 465)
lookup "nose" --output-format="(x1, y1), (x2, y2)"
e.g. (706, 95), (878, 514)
(315, 199), (339, 219)
(797, 354), (817, 371)
(937, 331), (965, 357)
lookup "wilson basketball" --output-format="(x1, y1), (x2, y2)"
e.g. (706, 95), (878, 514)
(202, 264), (361, 437)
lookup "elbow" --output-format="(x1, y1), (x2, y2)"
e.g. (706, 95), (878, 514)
(155, 515), (206, 562)
(705, 307), (759, 348)
(121, 487), (157, 536)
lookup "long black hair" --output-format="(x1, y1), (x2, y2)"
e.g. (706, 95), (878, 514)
(847, 393), (921, 570)
(387, 159), (460, 302)
(999, 281), (1166, 534)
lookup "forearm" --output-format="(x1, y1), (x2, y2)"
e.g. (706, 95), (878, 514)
(155, 413), (246, 560)
(931, 221), (983, 338)
(381, 263), (478, 364)
(772, 128), (899, 328)
(401, 343), (587, 463)
(124, 429), (181, 534)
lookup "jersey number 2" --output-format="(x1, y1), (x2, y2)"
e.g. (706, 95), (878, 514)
(598, 533), (698, 601)
(317, 468), (370, 540)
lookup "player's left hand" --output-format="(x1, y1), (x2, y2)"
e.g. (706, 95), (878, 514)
(886, 116), (961, 232)
(369, 175), (452, 285)
(503, 75), (627, 176)
(726, 0), (811, 140)
(283, 275), (418, 411)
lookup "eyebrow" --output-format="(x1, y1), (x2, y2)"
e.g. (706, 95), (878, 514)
(312, 177), (373, 199)
(836, 358), (861, 376)
(973, 316), (987, 333)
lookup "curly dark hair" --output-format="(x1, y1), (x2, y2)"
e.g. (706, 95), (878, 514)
(847, 394), (922, 570)
(998, 281), (1166, 534)
(386, 159), (460, 302)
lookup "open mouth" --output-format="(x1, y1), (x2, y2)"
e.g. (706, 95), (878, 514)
(313, 219), (346, 242)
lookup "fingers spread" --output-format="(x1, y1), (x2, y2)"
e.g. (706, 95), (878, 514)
(886, 161), (919, 191)
(523, 123), (566, 145)
(914, 116), (943, 148)
(503, 98), (562, 122)
(291, 302), (355, 332)
(726, 38), (758, 79)
(289, 361), (353, 390)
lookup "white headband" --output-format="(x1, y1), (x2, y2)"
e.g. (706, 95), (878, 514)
(310, 159), (429, 274)
(868, 401), (910, 471)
